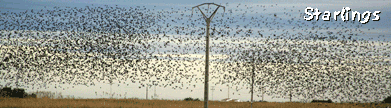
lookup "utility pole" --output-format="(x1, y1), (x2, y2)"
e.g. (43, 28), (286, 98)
(323, 86), (326, 100)
(102, 68), (113, 99)
(192, 3), (225, 108)
(211, 86), (215, 100)
(109, 63), (114, 99)
(261, 86), (265, 102)
(109, 80), (113, 99)
(247, 50), (256, 108)
(228, 85), (229, 98)
(154, 85), (156, 99)
(16, 44), (20, 89)
(251, 52), (255, 108)
(146, 85), (148, 100)
(290, 87), (292, 102)
(153, 81), (158, 99)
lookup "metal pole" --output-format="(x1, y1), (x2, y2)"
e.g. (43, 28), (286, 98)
(211, 86), (215, 100)
(109, 64), (114, 99)
(290, 87), (292, 102)
(191, 3), (225, 108)
(154, 85), (157, 99)
(110, 83), (112, 99)
(261, 86), (265, 102)
(228, 85), (229, 98)
(323, 86), (325, 100)
(146, 85), (148, 100)
(205, 18), (210, 108)
(251, 52), (255, 108)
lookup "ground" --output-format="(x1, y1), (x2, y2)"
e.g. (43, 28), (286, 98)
(0, 97), (390, 108)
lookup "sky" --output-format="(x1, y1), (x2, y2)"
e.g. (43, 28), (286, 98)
(1, 0), (391, 103)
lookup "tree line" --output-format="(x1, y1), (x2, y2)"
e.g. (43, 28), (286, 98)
(0, 87), (36, 98)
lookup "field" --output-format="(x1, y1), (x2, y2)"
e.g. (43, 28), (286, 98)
(0, 97), (390, 108)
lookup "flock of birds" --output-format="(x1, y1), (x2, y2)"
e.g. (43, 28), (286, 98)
(0, 3), (390, 103)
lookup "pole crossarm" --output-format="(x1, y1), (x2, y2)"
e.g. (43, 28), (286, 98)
(192, 3), (225, 21)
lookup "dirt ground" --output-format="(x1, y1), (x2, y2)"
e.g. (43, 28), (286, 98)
(0, 97), (390, 108)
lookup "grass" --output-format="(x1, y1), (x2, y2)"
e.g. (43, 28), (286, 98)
(0, 97), (389, 108)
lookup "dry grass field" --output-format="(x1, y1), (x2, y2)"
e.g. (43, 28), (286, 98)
(0, 97), (389, 108)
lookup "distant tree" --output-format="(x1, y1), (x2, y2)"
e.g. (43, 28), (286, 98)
(311, 99), (333, 103)
(11, 88), (25, 98)
(0, 87), (37, 98)
(32, 91), (57, 99)
(258, 100), (267, 102)
(383, 96), (391, 103)
(0, 87), (12, 97)
(27, 93), (37, 98)
(184, 97), (200, 101)
(184, 97), (193, 101)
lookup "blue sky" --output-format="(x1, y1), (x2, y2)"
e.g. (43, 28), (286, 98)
(1, 0), (390, 31)
(1, 0), (391, 103)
